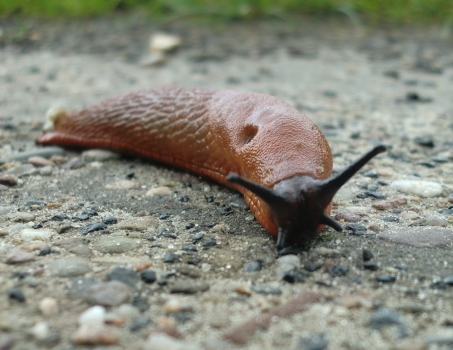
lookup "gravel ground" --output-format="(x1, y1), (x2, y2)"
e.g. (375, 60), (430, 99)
(1, 16), (453, 350)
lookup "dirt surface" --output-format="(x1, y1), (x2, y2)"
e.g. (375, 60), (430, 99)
(1, 15), (453, 350)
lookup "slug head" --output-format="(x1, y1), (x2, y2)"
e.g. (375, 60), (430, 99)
(227, 145), (386, 250)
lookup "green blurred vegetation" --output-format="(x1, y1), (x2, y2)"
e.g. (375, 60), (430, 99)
(0, 0), (452, 23)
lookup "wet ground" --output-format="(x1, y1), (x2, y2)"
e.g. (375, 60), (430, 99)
(1, 15), (453, 349)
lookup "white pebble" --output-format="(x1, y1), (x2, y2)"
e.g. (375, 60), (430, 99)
(146, 186), (172, 197)
(78, 306), (106, 326)
(30, 321), (49, 340)
(390, 180), (442, 198)
(425, 214), (448, 227)
(276, 254), (300, 275)
(144, 333), (198, 350)
(82, 149), (120, 162)
(20, 228), (54, 242)
(39, 297), (59, 316)
(149, 33), (182, 52)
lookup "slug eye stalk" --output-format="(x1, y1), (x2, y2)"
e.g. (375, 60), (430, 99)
(227, 145), (387, 250)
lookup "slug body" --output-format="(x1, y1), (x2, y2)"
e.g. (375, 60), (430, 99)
(38, 87), (385, 249)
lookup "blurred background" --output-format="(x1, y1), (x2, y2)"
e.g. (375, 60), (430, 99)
(1, 0), (452, 23)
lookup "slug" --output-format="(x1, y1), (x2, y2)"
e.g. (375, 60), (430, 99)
(37, 87), (386, 249)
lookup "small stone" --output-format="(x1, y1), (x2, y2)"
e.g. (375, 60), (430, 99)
(201, 236), (217, 248)
(115, 216), (158, 231)
(362, 249), (374, 261)
(130, 316), (151, 332)
(102, 216), (117, 225)
(363, 262), (379, 271)
(8, 288), (25, 302)
(38, 247), (52, 256)
(282, 270), (307, 283)
(299, 333), (328, 350)
(251, 285), (282, 295)
(443, 276), (453, 285)
(105, 180), (140, 190)
(425, 214), (448, 226)
(85, 281), (131, 306)
(276, 254), (301, 274)
(78, 306), (106, 325)
(382, 215), (399, 222)
(0, 184), (9, 191)
(93, 236), (141, 254)
(65, 277), (102, 300)
(326, 264), (349, 277)
(169, 279), (209, 294)
(368, 307), (409, 338)
(146, 186), (172, 196)
(390, 180), (442, 197)
(60, 157), (85, 170)
(235, 284), (252, 296)
(372, 198), (407, 210)
(6, 147), (65, 162)
(30, 321), (50, 340)
(163, 252), (180, 263)
(305, 262), (323, 272)
(131, 260), (153, 272)
(80, 222), (107, 235)
(73, 324), (119, 345)
(378, 227), (453, 248)
(345, 223), (367, 235)
(149, 32), (182, 52)
(20, 228), (54, 242)
(163, 298), (193, 313)
(140, 270), (157, 284)
(334, 212), (362, 222)
(28, 156), (55, 167)
(52, 214), (69, 221)
(68, 245), (92, 258)
(0, 173), (17, 186)
(108, 267), (138, 287)
(81, 149), (120, 162)
(48, 257), (90, 277)
(312, 247), (340, 258)
(243, 260), (262, 272)
(4, 248), (35, 264)
(376, 274), (396, 283)
(414, 136), (434, 147)
(8, 212), (35, 222)
(5, 163), (37, 177)
(38, 297), (59, 316)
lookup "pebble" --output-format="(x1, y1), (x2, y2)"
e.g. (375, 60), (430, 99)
(0, 184), (8, 191)
(8, 212), (35, 222)
(79, 222), (107, 235)
(65, 277), (102, 300)
(20, 228), (54, 242)
(251, 285), (282, 295)
(376, 274), (397, 283)
(326, 264), (349, 277)
(141, 270), (157, 284)
(48, 257), (90, 277)
(362, 249), (374, 261)
(345, 223), (368, 235)
(5, 164), (37, 177)
(60, 157), (84, 170)
(149, 32), (182, 52)
(146, 186), (173, 196)
(102, 216), (117, 225)
(282, 270), (307, 283)
(169, 279), (209, 294)
(298, 333), (328, 350)
(28, 156), (55, 167)
(68, 245), (93, 258)
(424, 214), (448, 226)
(163, 252), (180, 263)
(305, 262), (323, 272)
(334, 212), (362, 222)
(163, 298), (193, 313)
(81, 149), (120, 162)
(78, 306), (106, 325)
(105, 179), (140, 190)
(115, 216), (159, 231)
(368, 307), (409, 338)
(73, 324), (119, 345)
(372, 198), (407, 210)
(390, 180), (442, 197)
(85, 281), (131, 306)
(40, 165), (54, 176)
(205, 249), (243, 273)
(30, 321), (50, 340)
(243, 260), (262, 272)
(108, 267), (138, 287)
(8, 288), (26, 302)
(378, 227), (453, 248)
(144, 333), (197, 350)
(4, 248), (35, 264)
(38, 297), (59, 316)
(313, 247), (340, 258)
(363, 262), (379, 271)
(5, 147), (65, 162)
(276, 254), (301, 275)
(0, 173), (17, 186)
(93, 236), (141, 253)
(130, 316), (151, 331)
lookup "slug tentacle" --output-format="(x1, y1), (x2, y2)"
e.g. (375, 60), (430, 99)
(227, 145), (387, 250)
